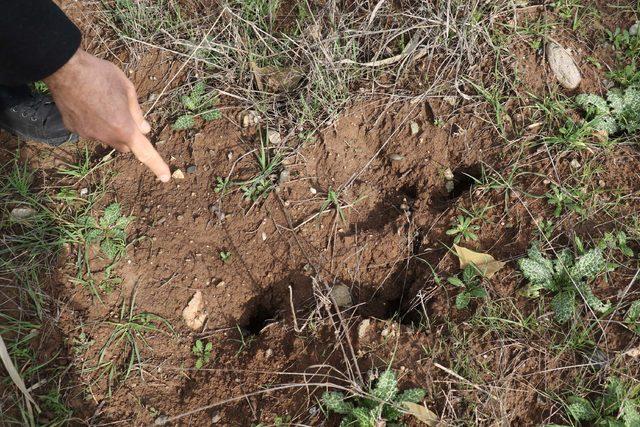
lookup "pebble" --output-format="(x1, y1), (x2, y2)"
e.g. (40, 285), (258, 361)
(267, 130), (281, 145)
(177, 215), (184, 221)
(570, 159), (581, 169)
(410, 121), (420, 135)
(388, 153), (405, 161)
(279, 169), (290, 184)
(261, 232), (268, 241)
(79, 188), (89, 196)
(630, 21), (639, 36)
(546, 42), (582, 90)
(211, 413), (222, 423)
(310, 187), (317, 195)
(186, 165), (197, 174)
(10, 207), (36, 220)
(172, 169), (185, 179)
(357, 319), (371, 339)
(330, 284), (352, 308)
(444, 167), (455, 181)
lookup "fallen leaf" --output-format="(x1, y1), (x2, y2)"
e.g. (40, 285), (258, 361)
(403, 402), (438, 426)
(454, 245), (506, 279)
(182, 291), (207, 330)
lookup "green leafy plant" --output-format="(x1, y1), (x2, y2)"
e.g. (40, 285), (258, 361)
(322, 369), (426, 427)
(191, 339), (213, 369)
(219, 251), (231, 262)
(79, 203), (133, 261)
(518, 245), (610, 323)
(173, 82), (221, 130)
(563, 377), (640, 426)
(599, 231), (634, 258)
(546, 184), (587, 218)
(575, 85), (640, 137)
(606, 27), (640, 58)
(608, 62), (640, 87)
(448, 265), (488, 309)
(446, 215), (479, 244)
(624, 300), (640, 334)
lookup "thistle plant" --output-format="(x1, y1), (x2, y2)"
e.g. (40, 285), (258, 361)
(518, 245), (610, 323)
(565, 377), (640, 426)
(173, 82), (221, 130)
(322, 370), (426, 427)
(79, 203), (133, 261)
(575, 84), (640, 137)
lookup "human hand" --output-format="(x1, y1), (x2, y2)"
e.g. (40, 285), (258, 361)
(44, 49), (171, 182)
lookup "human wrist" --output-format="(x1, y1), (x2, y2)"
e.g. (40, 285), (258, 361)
(43, 48), (87, 89)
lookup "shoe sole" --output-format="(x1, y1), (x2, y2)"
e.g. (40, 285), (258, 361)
(0, 123), (78, 147)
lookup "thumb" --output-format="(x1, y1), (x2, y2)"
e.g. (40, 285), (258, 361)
(127, 129), (171, 182)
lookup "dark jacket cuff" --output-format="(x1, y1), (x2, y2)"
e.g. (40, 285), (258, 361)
(0, 0), (81, 86)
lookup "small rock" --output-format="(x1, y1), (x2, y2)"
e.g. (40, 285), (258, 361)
(79, 188), (89, 196)
(211, 413), (222, 423)
(154, 415), (168, 426)
(570, 159), (581, 169)
(443, 168), (454, 181)
(267, 130), (281, 145)
(630, 21), (639, 36)
(546, 42), (582, 90)
(186, 165), (197, 174)
(261, 232), (267, 241)
(242, 114), (250, 128)
(10, 207), (36, 220)
(279, 169), (290, 184)
(358, 319), (371, 339)
(172, 169), (185, 179)
(182, 291), (207, 330)
(443, 95), (457, 106)
(410, 121), (420, 135)
(310, 187), (317, 195)
(388, 153), (405, 161)
(330, 284), (352, 308)
(445, 181), (455, 193)
(176, 215), (183, 221)
(265, 348), (273, 358)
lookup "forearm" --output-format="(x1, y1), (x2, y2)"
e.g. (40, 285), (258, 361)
(0, 0), (81, 86)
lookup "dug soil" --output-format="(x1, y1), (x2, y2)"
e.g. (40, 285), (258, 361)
(7, 0), (640, 426)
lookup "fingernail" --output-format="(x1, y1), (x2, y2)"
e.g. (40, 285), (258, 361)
(159, 175), (171, 183)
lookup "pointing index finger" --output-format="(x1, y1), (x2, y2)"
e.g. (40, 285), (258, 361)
(128, 130), (171, 182)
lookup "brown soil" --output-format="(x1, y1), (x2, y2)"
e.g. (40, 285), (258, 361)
(3, 1), (640, 426)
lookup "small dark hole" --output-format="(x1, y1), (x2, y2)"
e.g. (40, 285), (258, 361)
(242, 304), (276, 335)
(448, 165), (482, 200)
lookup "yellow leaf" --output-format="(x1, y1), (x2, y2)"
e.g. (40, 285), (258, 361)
(403, 402), (438, 426)
(453, 244), (505, 279)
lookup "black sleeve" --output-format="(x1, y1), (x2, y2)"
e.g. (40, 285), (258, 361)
(0, 0), (81, 86)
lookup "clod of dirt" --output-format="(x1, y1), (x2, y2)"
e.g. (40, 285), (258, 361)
(172, 169), (185, 179)
(443, 168), (454, 181)
(546, 42), (582, 89)
(330, 284), (352, 308)
(10, 207), (36, 220)
(182, 291), (207, 330)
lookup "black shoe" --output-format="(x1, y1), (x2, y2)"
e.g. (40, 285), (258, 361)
(0, 85), (77, 146)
